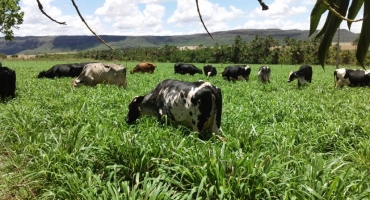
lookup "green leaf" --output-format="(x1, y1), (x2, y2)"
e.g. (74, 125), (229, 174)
(310, 0), (329, 37)
(356, 0), (370, 68)
(347, 0), (364, 30)
(318, 0), (350, 68)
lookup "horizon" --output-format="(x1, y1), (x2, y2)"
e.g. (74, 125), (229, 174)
(4, 28), (359, 39)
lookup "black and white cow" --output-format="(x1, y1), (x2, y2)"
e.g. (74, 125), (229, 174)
(203, 65), (217, 77)
(174, 63), (202, 75)
(287, 65), (312, 87)
(221, 65), (251, 82)
(0, 63), (16, 101)
(125, 79), (222, 136)
(334, 68), (370, 88)
(37, 62), (94, 78)
(258, 66), (271, 83)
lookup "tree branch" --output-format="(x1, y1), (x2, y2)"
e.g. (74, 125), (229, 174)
(196, 0), (269, 40)
(195, 0), (213, 40)
(258, 0), (269, 11)
(71, 0), (114, 50)
(36, 0), (66, 25)
(319, 0), (363, 23)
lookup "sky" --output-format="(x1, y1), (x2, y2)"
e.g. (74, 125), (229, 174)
(12, 0), (364, 37)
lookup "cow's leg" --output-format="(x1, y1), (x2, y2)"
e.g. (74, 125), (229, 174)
(336, 80), (343, 88)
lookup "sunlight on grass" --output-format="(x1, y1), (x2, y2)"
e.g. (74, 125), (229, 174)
(0, 60), (369, 199)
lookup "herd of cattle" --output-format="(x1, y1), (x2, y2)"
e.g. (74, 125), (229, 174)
(1, 61), (370, 137)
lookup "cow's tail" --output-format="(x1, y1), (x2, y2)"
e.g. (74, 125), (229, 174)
(334, 70), (337, 88)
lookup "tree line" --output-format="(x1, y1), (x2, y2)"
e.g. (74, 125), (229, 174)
(73, 35), (368, 66)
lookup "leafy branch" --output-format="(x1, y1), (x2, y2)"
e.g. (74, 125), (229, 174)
(319, 0), (363, 23)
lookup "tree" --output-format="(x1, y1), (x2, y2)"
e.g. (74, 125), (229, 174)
(309, 0), (369, 68)
(0, 0), (24, 41)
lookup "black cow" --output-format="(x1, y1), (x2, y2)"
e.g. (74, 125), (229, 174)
(287, 65), (312, 87)
(258, 66), (271, 83)
(334, 68), (370, 88)
(125, 79), (222, 136)
(0, 63), (16, 101)
(37, 62), (94, 78)
(203, 65), (217, 77)
(174, 63), (202, 75)
(221, 65), (251, 82)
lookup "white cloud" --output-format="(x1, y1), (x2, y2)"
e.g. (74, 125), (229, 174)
(167, 0), (243, 33)
(250, 0), (308, 19)
(94, 1), (166, 35)
(10, 0), (363, 37)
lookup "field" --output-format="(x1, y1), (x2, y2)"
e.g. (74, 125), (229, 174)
(1, 60), (369, 199)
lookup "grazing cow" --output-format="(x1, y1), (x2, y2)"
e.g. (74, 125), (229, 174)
(0, 63), (16, 101)
(125, 79), (222, 136)
(334, 68), (370, 88)
(73, 63), (127, 88)
(287, 65), (313, 87)
(130, 62), (156, 74)
(203, 65), (217, 77)
(221, 65), (251, 82)
(174, 63), (202, 75)
(37, 62), (94, 78)
(258, 66), (271, 83)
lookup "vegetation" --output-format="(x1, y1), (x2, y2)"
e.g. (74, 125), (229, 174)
(310, 0), (369, 68)
(0, 29), (359, 55)
(76, 35), (370, 66)
(0, 0), (23, 41)
(1, 60), (369, 199)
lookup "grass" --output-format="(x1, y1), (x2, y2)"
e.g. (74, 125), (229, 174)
(0, 60), (370, 199)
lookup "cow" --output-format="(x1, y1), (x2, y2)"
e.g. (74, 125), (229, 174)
(203, 65), (217, 77)
(334, 68), (370, 88)
(0, 63), (16, 101)
(287, 65), (312, 87)
(125, 79), (222, 138)
(130, 62), (156, 74)
(73, 62), (127, 88)
(221, 65), (251, 82)
(37, 62), (94, 78)
(174, 63), (202, 75)
(258, 66), (271, 83)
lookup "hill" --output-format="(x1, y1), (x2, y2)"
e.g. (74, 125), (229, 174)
(0, 29), (358, 55)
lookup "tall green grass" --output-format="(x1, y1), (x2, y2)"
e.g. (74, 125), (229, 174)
(0, 60), (369, 199)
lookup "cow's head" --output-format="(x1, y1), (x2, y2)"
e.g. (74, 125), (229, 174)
(287, 71), (297, 82)
(72, 78), (83, 87)
(125, 96), (145, 124)
(37, 71), (46, 78)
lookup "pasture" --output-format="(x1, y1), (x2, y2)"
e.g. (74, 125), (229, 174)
(1, 60), (369, 199)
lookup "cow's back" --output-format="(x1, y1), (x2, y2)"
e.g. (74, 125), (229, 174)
(74, 63), (127, 87)
(155, 80), (222, 134)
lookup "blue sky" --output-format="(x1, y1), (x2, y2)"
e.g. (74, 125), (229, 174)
(13, 0), (364, 37)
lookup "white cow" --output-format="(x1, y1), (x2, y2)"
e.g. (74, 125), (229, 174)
(334, 68), (370, 88)
(73, 63), (127, 88)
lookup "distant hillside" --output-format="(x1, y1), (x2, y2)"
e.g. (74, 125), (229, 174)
(0, 29), (358, 55)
